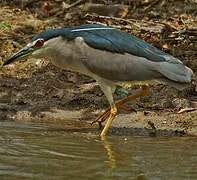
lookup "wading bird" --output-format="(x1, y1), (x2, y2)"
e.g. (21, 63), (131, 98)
(3, 24), (193, 137)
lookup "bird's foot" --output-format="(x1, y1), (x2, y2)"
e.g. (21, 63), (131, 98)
(91, 105), (136, 127)
(91, 108), (110, 128)
(91, 85), (149, 128)
(100, 108), (117, 137)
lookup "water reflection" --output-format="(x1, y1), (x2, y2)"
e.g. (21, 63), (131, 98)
(0, 121), (197, 179)
(102, 137), (116, 170)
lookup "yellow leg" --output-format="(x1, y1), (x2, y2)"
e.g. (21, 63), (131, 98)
(100, 106), (117, 137)
(93, 85), (150, 126)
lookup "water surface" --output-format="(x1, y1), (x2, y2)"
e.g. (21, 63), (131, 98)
(0, 121), (196, 180)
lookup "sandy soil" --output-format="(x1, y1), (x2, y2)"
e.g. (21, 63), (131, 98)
(0, 1), (196, 136)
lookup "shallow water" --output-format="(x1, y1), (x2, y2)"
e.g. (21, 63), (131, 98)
(0, 121), (197, 180)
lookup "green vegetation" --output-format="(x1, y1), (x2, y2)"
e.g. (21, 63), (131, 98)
(0, 21), (11, 30)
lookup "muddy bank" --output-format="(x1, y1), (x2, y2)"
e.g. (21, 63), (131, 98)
(0, 1), (197, 137)
(0, 63), (196, 136)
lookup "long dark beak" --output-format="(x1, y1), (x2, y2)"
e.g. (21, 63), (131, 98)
(3, 46), (33, 66)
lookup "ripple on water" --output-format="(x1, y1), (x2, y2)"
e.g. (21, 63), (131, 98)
(0, 121), (196, 179)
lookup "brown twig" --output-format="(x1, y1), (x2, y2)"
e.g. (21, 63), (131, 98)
(22, 0), (40, 8)
(144, 0), (161, 12)
(85, 13), (165, 33)
(84, 13), (141, 28)
(65, 0), (85, 10)
(177, 107), (197, 114)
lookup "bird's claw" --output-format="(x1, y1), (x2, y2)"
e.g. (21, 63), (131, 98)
(91, 104), (137, 127)
(91, 109), (110, 126)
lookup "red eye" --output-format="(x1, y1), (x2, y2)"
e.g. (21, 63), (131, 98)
(35, 39), (44, 48)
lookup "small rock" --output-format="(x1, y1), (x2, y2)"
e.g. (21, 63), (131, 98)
(148, 11), (161, 18)
(148, 121), (156, 130)
(14, 111), (32, 121)
(172, 98), (191, 109)
(53, 89), (64, 99)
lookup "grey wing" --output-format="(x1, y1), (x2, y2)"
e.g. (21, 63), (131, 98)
(76, 37), (193, 83)
(76, 39), (161, 81)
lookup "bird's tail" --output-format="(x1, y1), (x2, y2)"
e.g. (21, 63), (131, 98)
(158, 61), (193, 83)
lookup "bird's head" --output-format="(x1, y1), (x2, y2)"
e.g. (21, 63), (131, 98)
(3, 38), (46, 66)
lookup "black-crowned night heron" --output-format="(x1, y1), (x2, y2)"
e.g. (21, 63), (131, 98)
(3, 24), (193, 137)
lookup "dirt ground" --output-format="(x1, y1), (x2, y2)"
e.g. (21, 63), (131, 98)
(0, 0), (197, 136)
